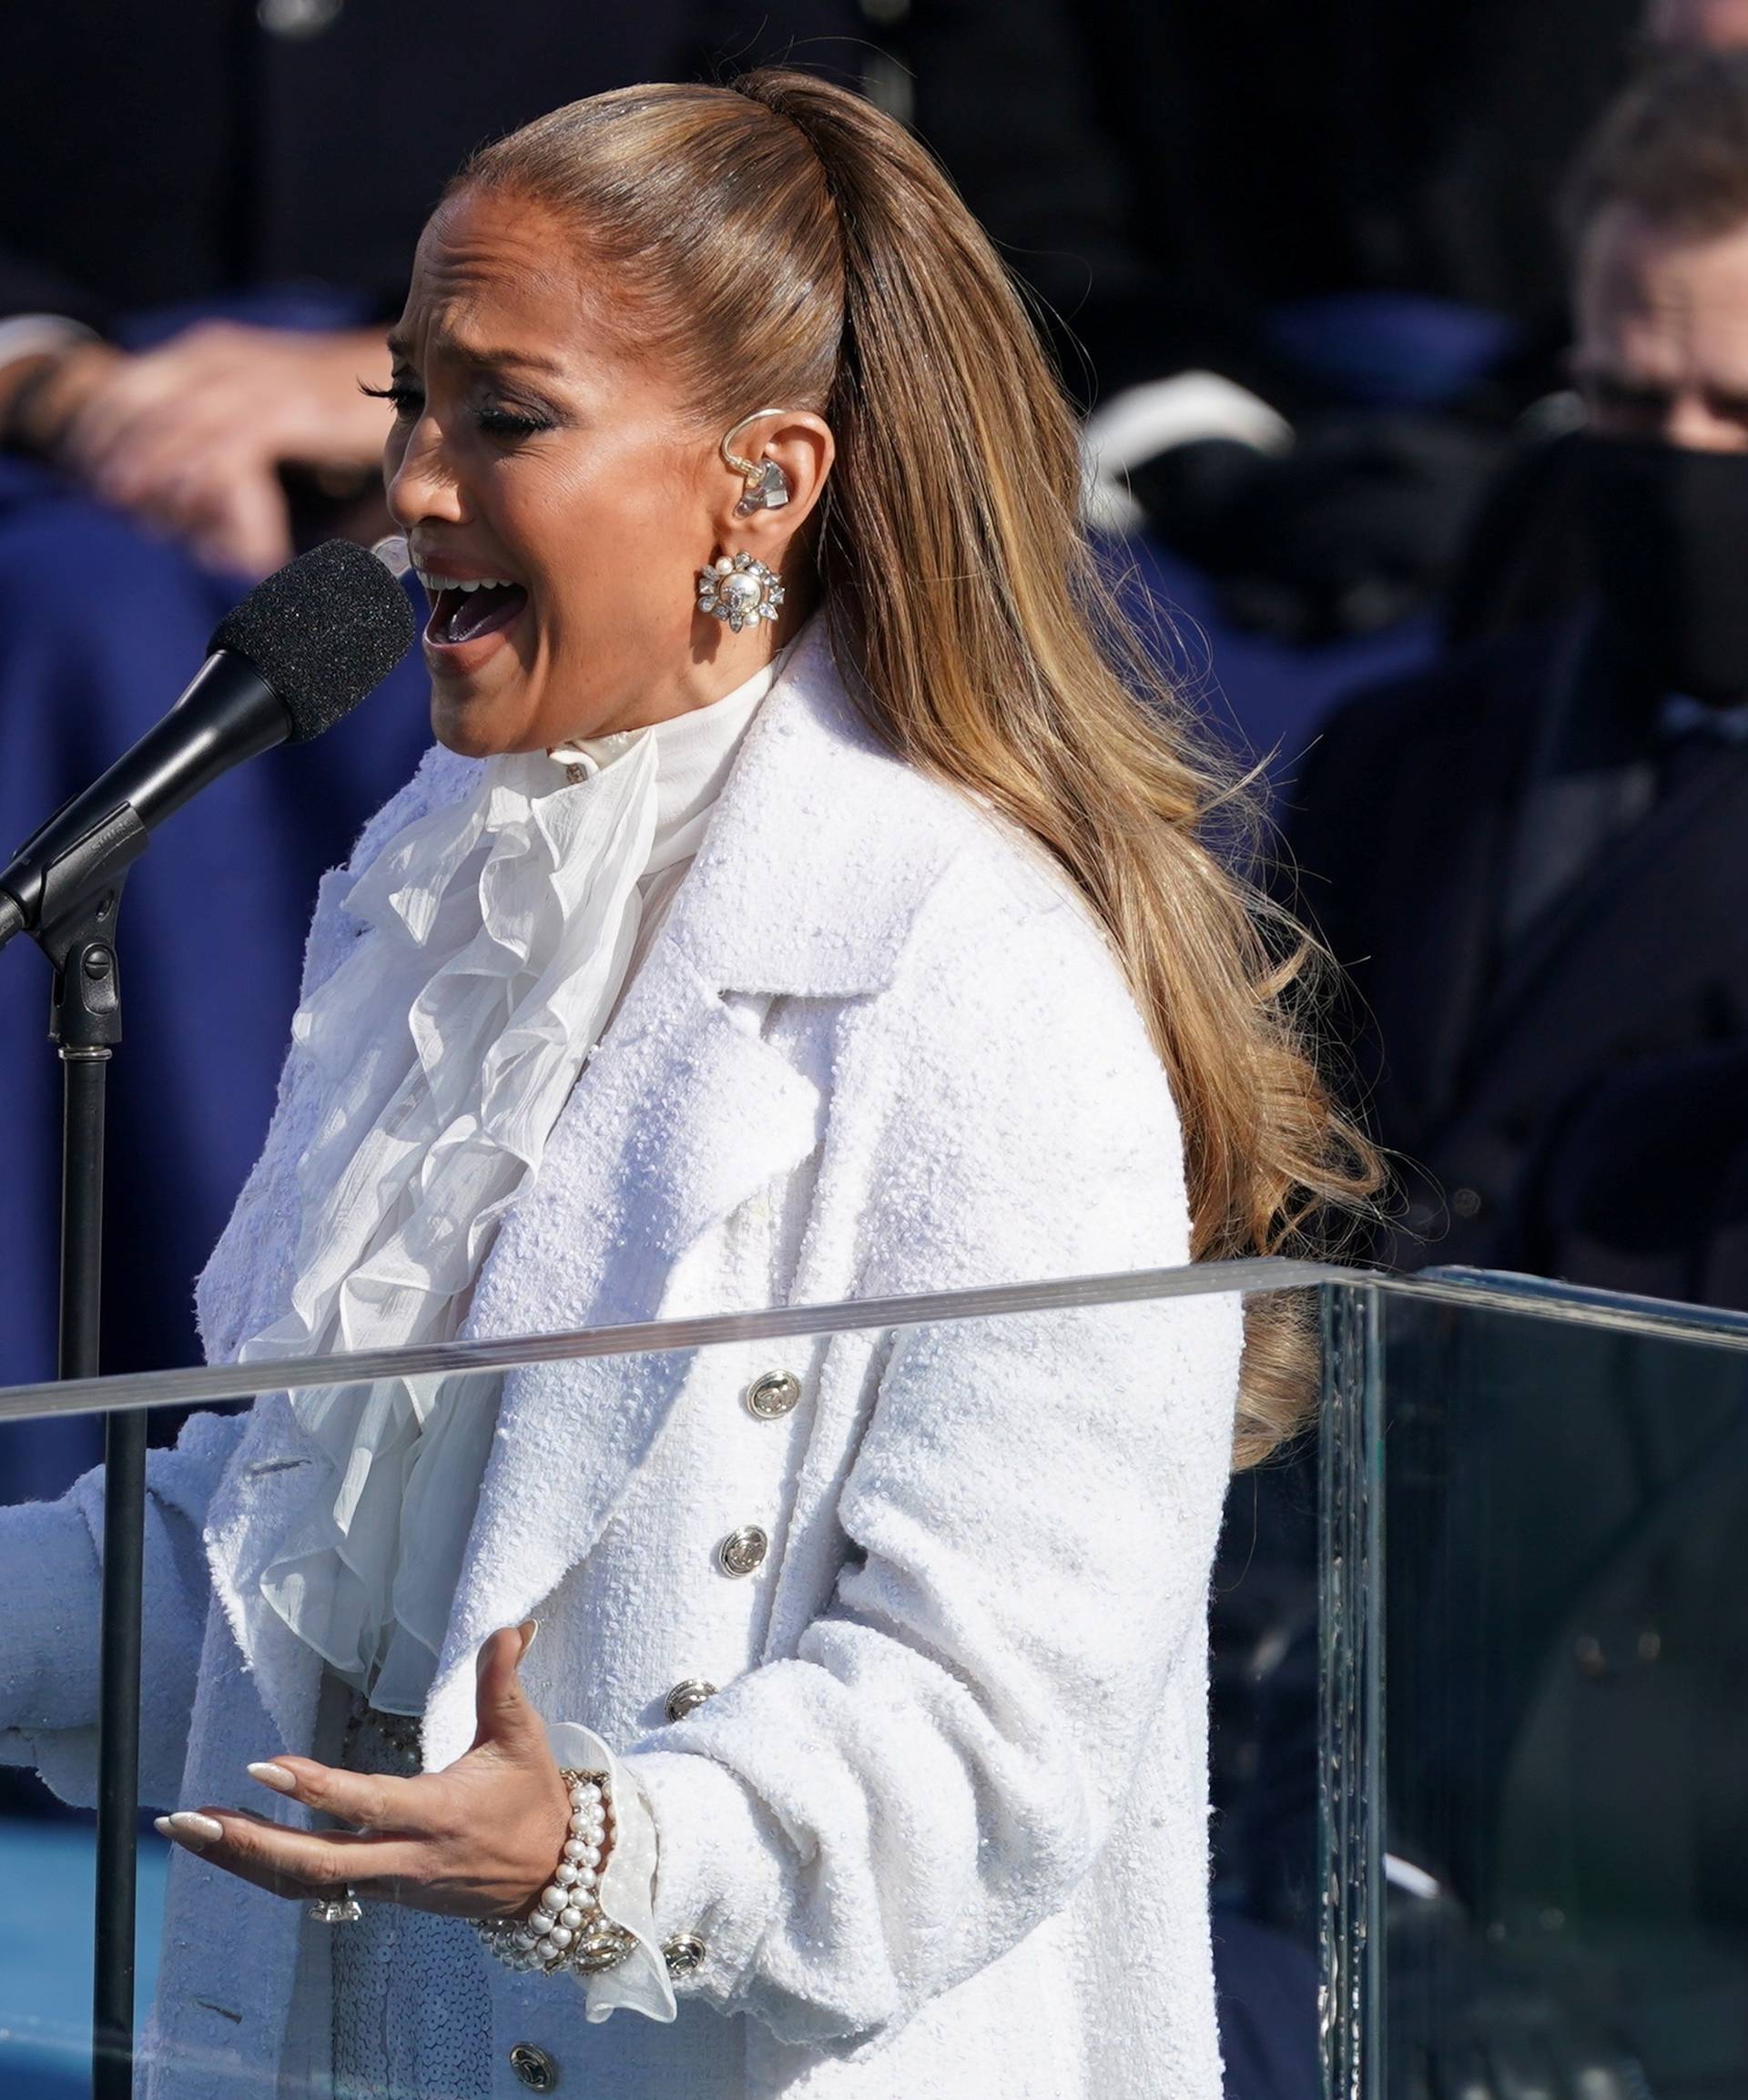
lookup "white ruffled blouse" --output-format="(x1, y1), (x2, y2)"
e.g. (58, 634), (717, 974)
(238, 640), (795, 1717)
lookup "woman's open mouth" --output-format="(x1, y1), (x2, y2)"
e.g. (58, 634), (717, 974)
(415, 571), (530, 663)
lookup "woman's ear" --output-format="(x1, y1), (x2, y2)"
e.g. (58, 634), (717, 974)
(707, 411), (835, 570)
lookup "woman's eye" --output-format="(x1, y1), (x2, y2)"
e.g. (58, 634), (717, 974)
(361, 380), (423, 420)
(477, 407), (552, 439)
(360, 380), (548, 438)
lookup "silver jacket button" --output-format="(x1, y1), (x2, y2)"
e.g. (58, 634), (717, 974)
(664, 1932), (707, 1977)
(716, 1526), (768, 1577)
(508, 2042), (560, 2091)
(745, 1369), (801, 1419)
(665, 1678), (717, 1723)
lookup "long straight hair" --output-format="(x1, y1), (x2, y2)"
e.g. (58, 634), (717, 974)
(459, 70), (1380, 1467)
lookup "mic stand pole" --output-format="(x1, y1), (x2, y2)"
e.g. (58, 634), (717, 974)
(38, 878), (140, 2100)
(4, 806), (152, 2099)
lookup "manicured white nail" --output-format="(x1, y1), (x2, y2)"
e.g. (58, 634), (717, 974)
(152, 1817), (173, 1840)
(518, 1619), (539, 1657)
(247, 1761), (298, 1793)
(168, 1811), (224, 1845)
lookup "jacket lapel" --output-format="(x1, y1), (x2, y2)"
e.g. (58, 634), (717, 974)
(421, 948), (825, 1760)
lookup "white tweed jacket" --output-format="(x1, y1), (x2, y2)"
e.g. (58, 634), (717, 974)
(0, 621), (1242, 2100)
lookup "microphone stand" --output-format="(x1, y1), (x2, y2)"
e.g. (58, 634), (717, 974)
(16, 845), (145, 2100)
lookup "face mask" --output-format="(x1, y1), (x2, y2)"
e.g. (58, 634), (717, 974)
(1580, 435), (1748, 703)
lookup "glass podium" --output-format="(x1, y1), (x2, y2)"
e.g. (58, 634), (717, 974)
(1356, 1271), (1748, 2100)
(0, 1259), (1742, 2098)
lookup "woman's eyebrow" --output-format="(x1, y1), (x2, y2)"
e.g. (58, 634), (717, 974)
(383, 331), (565, 379)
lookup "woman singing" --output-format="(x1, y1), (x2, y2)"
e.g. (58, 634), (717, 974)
(0, 71), (1371, 2100)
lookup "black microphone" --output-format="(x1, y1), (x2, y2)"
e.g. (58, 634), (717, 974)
(0, 540), (414, 953)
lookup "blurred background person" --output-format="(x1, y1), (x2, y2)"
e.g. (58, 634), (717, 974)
(1285, 49), (1748, 1286)
(1445, 0), (1748, 643)
(1210, 56), (1748, 2100)
(893, 0), (1645, 698)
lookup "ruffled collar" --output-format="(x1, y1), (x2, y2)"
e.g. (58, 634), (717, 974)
(239, 637), (797, 1711)
(550, 658), (777, 874)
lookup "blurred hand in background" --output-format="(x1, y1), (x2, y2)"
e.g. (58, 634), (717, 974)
(0, 322), (391, 577)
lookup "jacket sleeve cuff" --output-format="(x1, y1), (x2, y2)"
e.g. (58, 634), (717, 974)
(0, 1498), (105, 1806)
(620, 1746), (789, 2014)
(544, 1720), (676, 2024)
(0, 314), (98, 370)
(0, 1497), (102, 1733)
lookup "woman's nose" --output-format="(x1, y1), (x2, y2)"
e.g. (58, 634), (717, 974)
(386, 418), (467, 530)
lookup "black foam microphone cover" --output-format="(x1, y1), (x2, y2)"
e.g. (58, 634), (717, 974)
(0, 540), (418, 953)
(208, 538), (417, 742)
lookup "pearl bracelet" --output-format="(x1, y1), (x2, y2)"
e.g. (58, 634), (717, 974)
(472, 1769), (637, 1977)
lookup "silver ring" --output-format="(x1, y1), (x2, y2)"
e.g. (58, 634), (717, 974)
(309, 1885), (362, 1924)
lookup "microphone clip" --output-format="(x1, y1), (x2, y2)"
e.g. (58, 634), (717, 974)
(0, 798), (147, 966)
(48, 882), (129, 1059)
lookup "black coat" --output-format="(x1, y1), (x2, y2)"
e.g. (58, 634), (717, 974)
(0, 0), (860, 330)
(1513, 1040), (1748, 1311)
(1284, 612), (1748, 1279)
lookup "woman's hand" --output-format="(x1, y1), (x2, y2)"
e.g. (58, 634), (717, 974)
(154, 1624), (578, 1920)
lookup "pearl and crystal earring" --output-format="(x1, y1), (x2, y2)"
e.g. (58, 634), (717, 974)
(696, 552), (785, 634)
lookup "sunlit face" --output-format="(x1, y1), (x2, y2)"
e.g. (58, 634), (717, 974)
(1574, 202), (1748, 451)
(382, 187), (812, 756)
